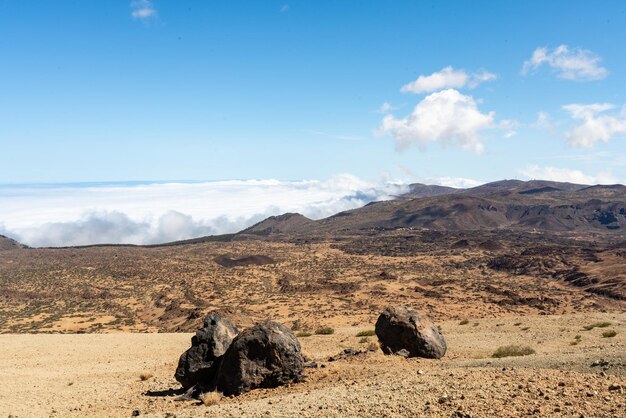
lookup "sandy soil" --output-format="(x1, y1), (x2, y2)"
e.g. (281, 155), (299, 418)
(1, 313), (625, 418)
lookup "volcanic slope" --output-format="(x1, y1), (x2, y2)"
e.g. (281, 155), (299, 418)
(242, 180), (626, 236)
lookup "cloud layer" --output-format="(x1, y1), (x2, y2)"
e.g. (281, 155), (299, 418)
(0, 176), (408, 247)
(522, 45), (607, 81)
(519, 165), (617, 185)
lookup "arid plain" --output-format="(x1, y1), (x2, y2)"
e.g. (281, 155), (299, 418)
(1, 180), (626, 417)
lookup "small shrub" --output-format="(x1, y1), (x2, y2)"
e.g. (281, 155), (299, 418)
(367, 341), (379, 352)
(315, 327), (334, 335)
(513, 322), (522, 326)
(356, 330), (376, 337)
(296, 331), (312, 338)
(459, 319), (469, 325)
(492, 345), (536, 358)
(602, 330), (617, 338)
(358, 336), (369, 344)
(583, 322), (611, 331)
(473, 322), (479, 327)
(199, 391), (221, 406)
(521, 326), (530, 331)
(139, 371), (153, 381)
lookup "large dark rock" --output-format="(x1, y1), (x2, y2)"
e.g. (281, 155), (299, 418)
(375, 306), (447, 359)
(216, 320), (304, 395)
(174, 313), (239, 389)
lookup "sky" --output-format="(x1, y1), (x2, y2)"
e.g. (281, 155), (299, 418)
(1, 1), (626, 246)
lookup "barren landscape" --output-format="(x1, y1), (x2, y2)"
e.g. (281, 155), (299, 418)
(1, 313), (624, 417)
(1, 180), (626, 417)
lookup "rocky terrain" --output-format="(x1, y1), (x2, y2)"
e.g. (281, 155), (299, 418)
(1, 313), (624, 417)
(1, 179), (625, 416)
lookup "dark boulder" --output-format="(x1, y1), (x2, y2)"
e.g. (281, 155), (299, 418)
(375, 306), (447, 359)
(216, 320), (304, 395)
(174, 312), (239, 389)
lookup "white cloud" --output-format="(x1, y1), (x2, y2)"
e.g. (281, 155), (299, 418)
(563, 103), (626, 147)
(0, 176), (409, 247)
(522, 45), (607, 81)
(400, 66), (496, 94)
(377, 89), (496, 153)
(499, 119), (519, 138)
(280, 4), (289, 12)
(432, 177), (484, 189)
(519, 165), (618, 185)
(532, 111), (557, 134)
(131, 0), (157, 21)
(377, 102), (396, 114)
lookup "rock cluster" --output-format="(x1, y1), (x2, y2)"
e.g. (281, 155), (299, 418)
(375, 306), (447, 359)
(175, 313), (303, 396)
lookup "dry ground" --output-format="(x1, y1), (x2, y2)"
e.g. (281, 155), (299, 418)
(1, 313), (625, 418)
(1, 232), (624, 334)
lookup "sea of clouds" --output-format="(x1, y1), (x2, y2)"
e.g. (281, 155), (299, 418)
(0, 175), (416, 247)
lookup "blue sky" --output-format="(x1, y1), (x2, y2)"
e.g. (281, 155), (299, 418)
(1, 0), (625, 185)
(2, 1), (626, 246)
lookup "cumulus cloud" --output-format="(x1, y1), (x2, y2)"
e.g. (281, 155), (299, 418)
(0, 176), (408, 247)
(131, 0), (157, 21)
(522, 45), (607, 81)
(377, 89), (496, 153)
(400, 66), (496, 94)
(563, 103), (626, 147)
(519, 165), (617, 185)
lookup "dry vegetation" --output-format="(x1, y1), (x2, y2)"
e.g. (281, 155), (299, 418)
(1, 229), (624, 334)
(1, 226), (625, 416)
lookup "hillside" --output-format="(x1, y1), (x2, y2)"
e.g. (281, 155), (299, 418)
(0, 234), (24, 251)
(240, 180), (626, 236)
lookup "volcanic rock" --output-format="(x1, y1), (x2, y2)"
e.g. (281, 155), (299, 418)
(174, 312), (239, 389)
(375, 306), (447, 359)
(216, 320), (304, 396)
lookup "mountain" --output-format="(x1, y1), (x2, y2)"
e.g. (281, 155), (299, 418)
(241, 213), (315, 235)
(0, 234), (24, 250)
(239, 180), (626, 236)
(398, 183), (460, 199)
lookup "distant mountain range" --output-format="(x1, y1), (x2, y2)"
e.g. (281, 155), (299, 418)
(3, 179), (626, 249)
(242, 180), (626, 236)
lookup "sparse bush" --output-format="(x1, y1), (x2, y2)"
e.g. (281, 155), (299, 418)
(521, 326), (530, 331)
(296, 331), (312, 338)
(583, 322), (611, 331)
(315, 327), (334, 335)
(602, 330), (617, 338)
(459, 319), (469, 325)
(139, 371), (153, 381)
(513, 322), (522, 326)
(492, 345), (536, 358)
(356, 330), (375, 337)
(367, 341), (379, 352)
(570, 335), (582, 345)
(199, 391), (221, 406)
(358, 336), (369, 343)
